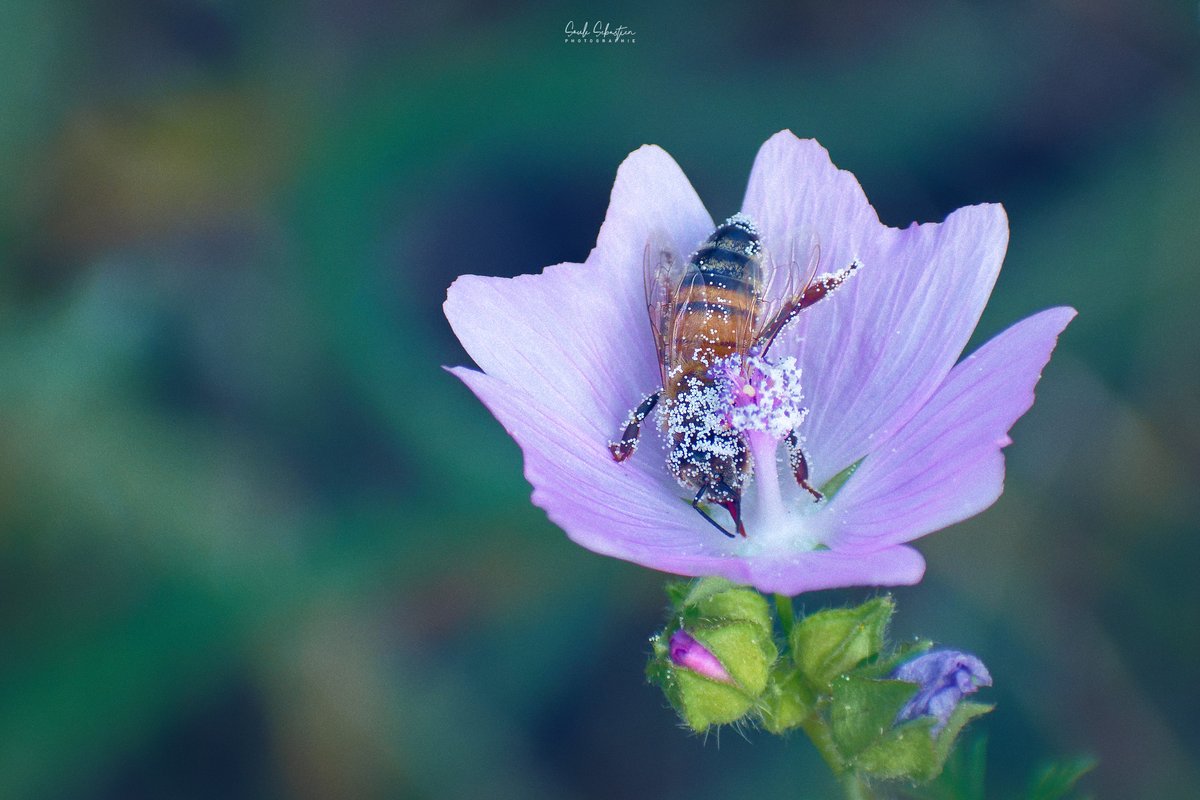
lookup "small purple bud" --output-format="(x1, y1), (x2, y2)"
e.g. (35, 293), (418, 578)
(669, 630), (733, 684)
(892, 650), (992, 735)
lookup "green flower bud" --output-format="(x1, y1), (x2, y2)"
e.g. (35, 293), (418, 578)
(829, 670), (994, 783)
(648, 579), (778, 732)
(685, 580), (773, 631)
(790, 596), (894, 689)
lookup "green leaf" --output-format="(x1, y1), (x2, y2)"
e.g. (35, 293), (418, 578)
(680, 576), (740, 607)
(854, 719), (940, 780)
(690, 585), (772, 633)
(759, 663), (817, 734)
(1026, 754), (1098, 800)
(904, 735), (988, 800)
(663, 579), (692, 609)
(646, 633), (672, 680)
(819, 456), (866, 501)
(690, 621), (777, 695)
(672, 669), (760, 732)
(830, 675), (920, 758)
(933, 702), (995, 772)
(791, 596), (895, 688)
(672, 578), (773, 635)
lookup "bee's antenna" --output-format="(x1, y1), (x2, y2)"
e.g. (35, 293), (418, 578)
(692, 486), (737, 539)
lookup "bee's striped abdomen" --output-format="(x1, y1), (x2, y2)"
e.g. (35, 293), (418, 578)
(666, 215), (763, 399)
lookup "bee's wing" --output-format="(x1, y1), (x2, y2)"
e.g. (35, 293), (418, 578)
(754, 232), (822, 350)
(644, 231), (686, 387)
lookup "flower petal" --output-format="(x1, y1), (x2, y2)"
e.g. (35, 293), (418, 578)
(741, 132), (1010, 487)
(449, 366), (736, 568)
(444, 145), (713, 436)
(824, 306), (1076, 552)
(734, 545), (927, 595)
(741, 131), (882, 277)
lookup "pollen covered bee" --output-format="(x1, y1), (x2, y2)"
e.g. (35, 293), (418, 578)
(608, 214), (859, 538)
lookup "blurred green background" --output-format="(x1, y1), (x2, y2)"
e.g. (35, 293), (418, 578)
(2, 1), (1198, 798)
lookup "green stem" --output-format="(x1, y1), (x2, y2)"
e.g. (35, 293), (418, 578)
(838, 772), (872, 800)
(771, 592), (870, 798)
(773, 593), (796, 637)
(798, 712), (872, 800)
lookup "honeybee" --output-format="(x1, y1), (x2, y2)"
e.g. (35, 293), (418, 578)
(608, 214), (859, 538)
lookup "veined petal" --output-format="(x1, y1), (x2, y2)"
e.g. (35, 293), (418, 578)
(825, 307), (1076, 552)
(445, 145), (712, 436)
(741, 132), (1010, 487)
(741, 131), (882, 276)
(450, 367), (739, 572)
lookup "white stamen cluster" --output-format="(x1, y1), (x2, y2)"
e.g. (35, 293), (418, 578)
(711, 354), (808, 439)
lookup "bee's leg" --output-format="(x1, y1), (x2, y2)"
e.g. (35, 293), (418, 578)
(691, 485), (738, 539)
(787, 431), (823, 502)
(757, 259), (861, 355)
(713, 483), (748, 538)
(608, 390), (660, 462)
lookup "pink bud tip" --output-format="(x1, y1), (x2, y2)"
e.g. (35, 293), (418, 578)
(669, 630), (733, 684)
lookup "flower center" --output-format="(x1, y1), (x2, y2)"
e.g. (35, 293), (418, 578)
(711, 352), (808, 438)
(710, 353), (825, 552)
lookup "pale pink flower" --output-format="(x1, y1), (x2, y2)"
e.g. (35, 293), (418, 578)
(445, 131), (1073, 595)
